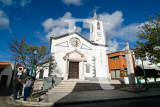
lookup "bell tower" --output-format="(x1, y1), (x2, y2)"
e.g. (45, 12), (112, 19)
(90, 12), (105, 45)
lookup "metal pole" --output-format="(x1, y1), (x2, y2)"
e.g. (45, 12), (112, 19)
(142, 60), (148, 90)
(30, 54), (35, 79)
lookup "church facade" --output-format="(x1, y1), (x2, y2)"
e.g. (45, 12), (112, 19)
(49, 13), (110, 80)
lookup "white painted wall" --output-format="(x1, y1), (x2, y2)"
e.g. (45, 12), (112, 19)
(122, 77), (160, 84)
(36, 63), (49, 79)
(0, 64), (14, 88)
(134, 55), (160, 70)
(90, 19), (105, 45)
(51, 33), (109, 79)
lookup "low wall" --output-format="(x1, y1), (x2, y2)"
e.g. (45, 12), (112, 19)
(43, 77), (62, 90)
(121, 77), (160, 84)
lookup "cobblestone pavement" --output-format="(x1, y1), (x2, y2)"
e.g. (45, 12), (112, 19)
(0, 88), (19, 107)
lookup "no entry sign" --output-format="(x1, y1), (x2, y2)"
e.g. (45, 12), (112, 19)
(17, 66), (24, 73)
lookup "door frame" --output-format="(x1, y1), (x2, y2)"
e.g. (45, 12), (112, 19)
(68, 61), (79, 79)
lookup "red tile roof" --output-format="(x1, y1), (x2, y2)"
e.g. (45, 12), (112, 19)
(0, 61), (13, 70)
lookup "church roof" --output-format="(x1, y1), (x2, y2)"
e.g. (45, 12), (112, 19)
(50, 32), (107, 48)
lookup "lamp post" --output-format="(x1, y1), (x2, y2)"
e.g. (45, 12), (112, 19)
(30, 50), (37, 79)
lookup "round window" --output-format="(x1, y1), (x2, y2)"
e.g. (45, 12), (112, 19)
(70, 37), (81, 47)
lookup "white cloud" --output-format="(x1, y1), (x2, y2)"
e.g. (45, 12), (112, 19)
(98, 11), (124, 41)
(98, 11), (143, 42)
(0, 0), (13, 6)
(42, 10), (144, 51)
(107, 39), (119, 52)
(0, 0), (31, 30)
(62, 0), (83, 6)
(0, 0), (31, 7)
(42, 12), (81, 40)
(115, 23), (140, 41)
(90, 11), (144, 51)
(0, 10), (9, 30)
(42, 12), (73, 32)
(20, 0), (32, 7)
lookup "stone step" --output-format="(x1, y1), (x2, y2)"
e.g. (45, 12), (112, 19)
(58, 83), (77, 85)
(60, 81), (121, 84)
(50, 87), (103, 90)
(47, 80), (121, 93)
(61, 79), (89, 82)
(57, 84), (105, 86)
(55, 84), (104, 87)
(52, 86), (103, 90)
(48, 88), (103, 93)
(33, 80), (44, 90)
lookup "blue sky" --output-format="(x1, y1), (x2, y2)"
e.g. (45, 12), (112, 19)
(0, 0), (160, 62)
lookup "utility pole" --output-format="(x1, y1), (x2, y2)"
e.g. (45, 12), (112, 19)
(10, 56), (17, 87)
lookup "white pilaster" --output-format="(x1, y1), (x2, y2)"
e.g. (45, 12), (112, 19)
(81, 61), (85, 80)
(125, 42), (135, 85)
(64, 59), (68, 80)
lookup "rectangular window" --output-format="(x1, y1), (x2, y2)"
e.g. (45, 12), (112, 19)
(116, 70), (121, 78)
(122, 55), (126, 59)
(111, 70), (121, 78)
(86, 64), (90, 73)
(111, 70), (116, 78)
(109, 56), (119, 61)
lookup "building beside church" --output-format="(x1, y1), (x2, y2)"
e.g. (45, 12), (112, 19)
(48, 13), (110, 80)
(107, 50), (135, 79)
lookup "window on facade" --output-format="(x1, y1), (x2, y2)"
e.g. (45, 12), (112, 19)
(109, 56), (119, 61)
(124, 69), (128, 76)
(97, 22), (100, 30)
(122, 55), (126, 59)
(111, 70), (121, 78)
(91, 24), (93, 32)
(39, 69), (44, 79)
(86, 64), (90, 73)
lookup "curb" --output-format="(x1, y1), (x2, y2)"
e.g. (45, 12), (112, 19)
(53, 95), (160, 106)
(13, 95), (160, 106)
(15, 100), (53, 106)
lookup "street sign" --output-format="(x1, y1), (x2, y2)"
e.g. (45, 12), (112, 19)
(17, 66), (24, 73)
(17, 73), (22, 75)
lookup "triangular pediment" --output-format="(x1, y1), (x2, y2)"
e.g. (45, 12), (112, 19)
(80, 43), (92, 50)
(63, 49), (86, 61)
(55, 41), (69, 47)
(50, 32), (107, 47)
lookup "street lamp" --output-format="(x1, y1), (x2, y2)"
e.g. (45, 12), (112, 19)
(30, 50), (37, 79)
(142, 59), (148, 90)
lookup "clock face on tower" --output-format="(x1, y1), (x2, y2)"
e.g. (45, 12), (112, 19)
(97, 32), (102, 37)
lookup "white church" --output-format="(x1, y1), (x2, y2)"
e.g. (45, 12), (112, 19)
(36, 13), (110, 81)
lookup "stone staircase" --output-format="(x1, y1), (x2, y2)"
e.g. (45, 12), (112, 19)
(47, 79), (122, 93)
(33, 80), (44, 91)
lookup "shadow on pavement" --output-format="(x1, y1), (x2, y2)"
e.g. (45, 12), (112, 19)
(0, 88), (13, 96)
(51, 81), (127, 107)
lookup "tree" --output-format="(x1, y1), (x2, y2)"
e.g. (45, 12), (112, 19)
(135, 13), (160, 64)
(9, 36), (49, 77)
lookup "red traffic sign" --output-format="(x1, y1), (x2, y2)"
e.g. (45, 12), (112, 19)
(17, 66), (24, 73)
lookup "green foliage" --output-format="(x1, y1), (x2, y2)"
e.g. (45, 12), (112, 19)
(9, 36), (49, 72)
(135, 13), (160, 63)
(29, 94), (39, 98)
